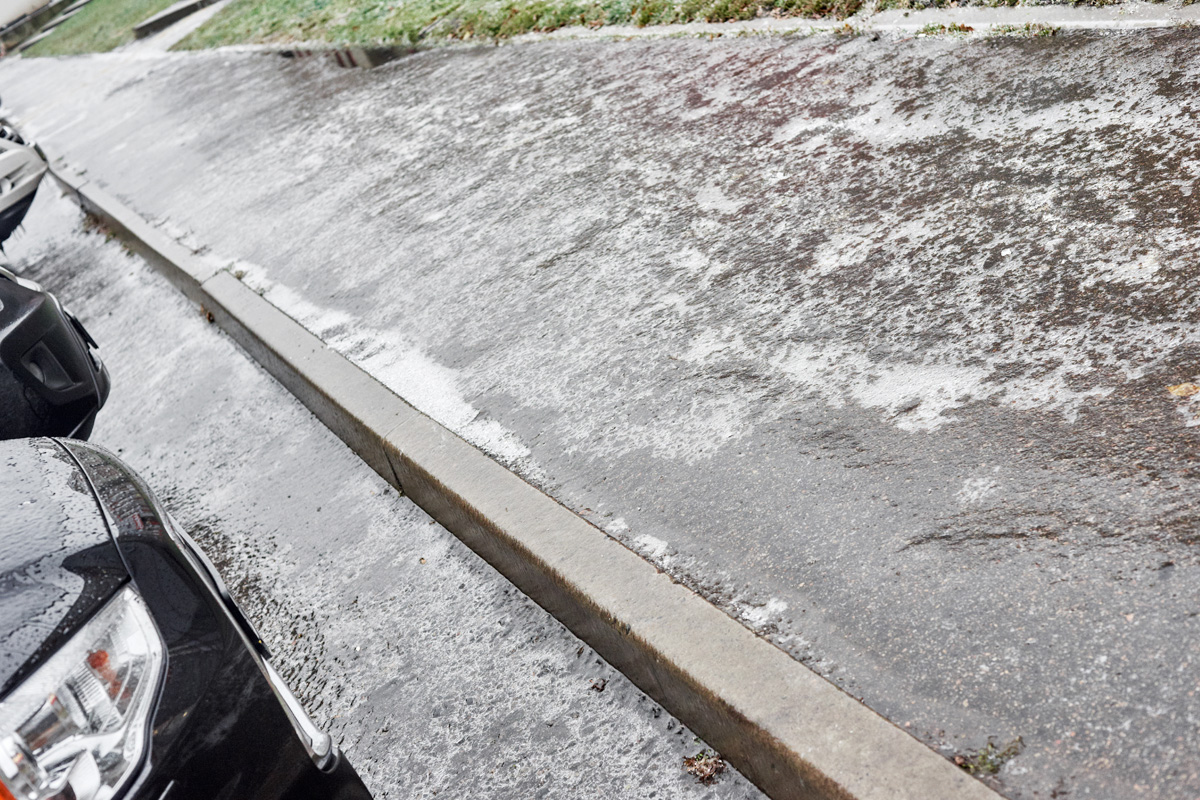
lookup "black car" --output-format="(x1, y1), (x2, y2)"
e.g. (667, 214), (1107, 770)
(0, 264), (110, 440)
(0, 437), (372, 800)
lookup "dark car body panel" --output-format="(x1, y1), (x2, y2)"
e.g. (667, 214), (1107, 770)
(0, 437), (127, 696)
(1, 438), (371, 800)
(0, 266), (111, 440)
(0, 192), (36, 245)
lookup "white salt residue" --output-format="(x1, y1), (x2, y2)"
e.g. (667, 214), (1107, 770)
(851, 363), (989, 432)
(667, 246), (727, 292)
(772, 343), (1017, 432)
(459, 417), (533, 466)
(764, 304), (1142, 432)
(1174, 395), (1200, 429)
(655, 292), (691, 316)
(612, 156), (671, 188)
(1080, 250), (1162, 287)
(684, 328), (735, 362)
(349, 344), (476, 431)
(154, 216), (209, 255)
(606, 517), (630, 534)
(741, 598), (788, 629)
(771, 115), (828, 144)
(497, 113), (581, 152)
(770, 344), (992, 431)
(999, 377), (1115, 423)
(1178, 158), (1200, 198)
(957, 477), (999, 505)
(493, 100), (528, 116)
(695, 183), (745, 215)
(680, 79), (744, 122)
(231, 265), (542, 477)
(633, 534), (669, 560)
(809, 220), (935, 280)
(669, 396), (741, 457)
(806, 56), (1195, 157)
(252, 120), (357, 186)
(135, 41), (1200, 473)
(769, 343), (856, 409)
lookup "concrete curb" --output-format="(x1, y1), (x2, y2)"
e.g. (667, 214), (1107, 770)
(133, 0), (217, 39)
(51, 164), (1005, 800)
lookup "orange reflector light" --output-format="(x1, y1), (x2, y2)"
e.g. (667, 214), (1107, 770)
(87, 650), (121, 698)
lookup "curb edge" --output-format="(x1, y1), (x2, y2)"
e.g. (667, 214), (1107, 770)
(53, 166), (1006, 800)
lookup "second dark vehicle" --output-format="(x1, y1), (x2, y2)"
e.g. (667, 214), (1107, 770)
(0, 437), (373, 800)
(0, 265), (109, 440)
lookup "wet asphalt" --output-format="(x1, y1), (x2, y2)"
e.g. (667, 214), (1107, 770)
(2, 188), (765, 799)
(2, 29), (1199, 798)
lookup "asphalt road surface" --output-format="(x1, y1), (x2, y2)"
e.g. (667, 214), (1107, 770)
(3, 29), (1199, 797)
(2, 187), (765, 800)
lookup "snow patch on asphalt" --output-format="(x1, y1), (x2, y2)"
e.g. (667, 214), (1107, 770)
(957, 475), (1001, 506)
(742, 598), (788, 629)
(606, 517), (630, 534)
(231, 263), (543, 476)
(633, 533), (670, 560)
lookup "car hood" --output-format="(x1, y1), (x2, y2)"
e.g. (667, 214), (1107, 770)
(0, 438), (128, 697)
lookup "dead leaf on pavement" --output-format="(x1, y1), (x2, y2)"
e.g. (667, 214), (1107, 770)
(683, 750), (726, 785)
(1167, 383), (1200, 398)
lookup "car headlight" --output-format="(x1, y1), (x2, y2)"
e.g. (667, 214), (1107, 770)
(0, 587), (164, 800)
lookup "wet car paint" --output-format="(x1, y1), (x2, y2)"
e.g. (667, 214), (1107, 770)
(0, 265), (111, 439)
(0, 438), (126, 696)
(57, 438), (371, 799)
(0, 435), (372, 799)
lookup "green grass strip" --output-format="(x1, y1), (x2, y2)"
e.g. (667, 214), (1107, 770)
(23, 0), (183, 55)
(174, 0), (862, 49)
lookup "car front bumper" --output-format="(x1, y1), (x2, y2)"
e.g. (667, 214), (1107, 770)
(56, 439), (372, 800)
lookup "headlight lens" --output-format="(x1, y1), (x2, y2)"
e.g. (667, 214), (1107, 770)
(0, 587), (164, 800)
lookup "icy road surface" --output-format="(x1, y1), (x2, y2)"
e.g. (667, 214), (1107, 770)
(3, 30), (1200, 797)
(3, 188), (764, 800)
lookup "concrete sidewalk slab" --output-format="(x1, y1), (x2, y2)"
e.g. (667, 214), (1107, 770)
(121, 0), (232, 52)
(40, 6), (83, 32)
